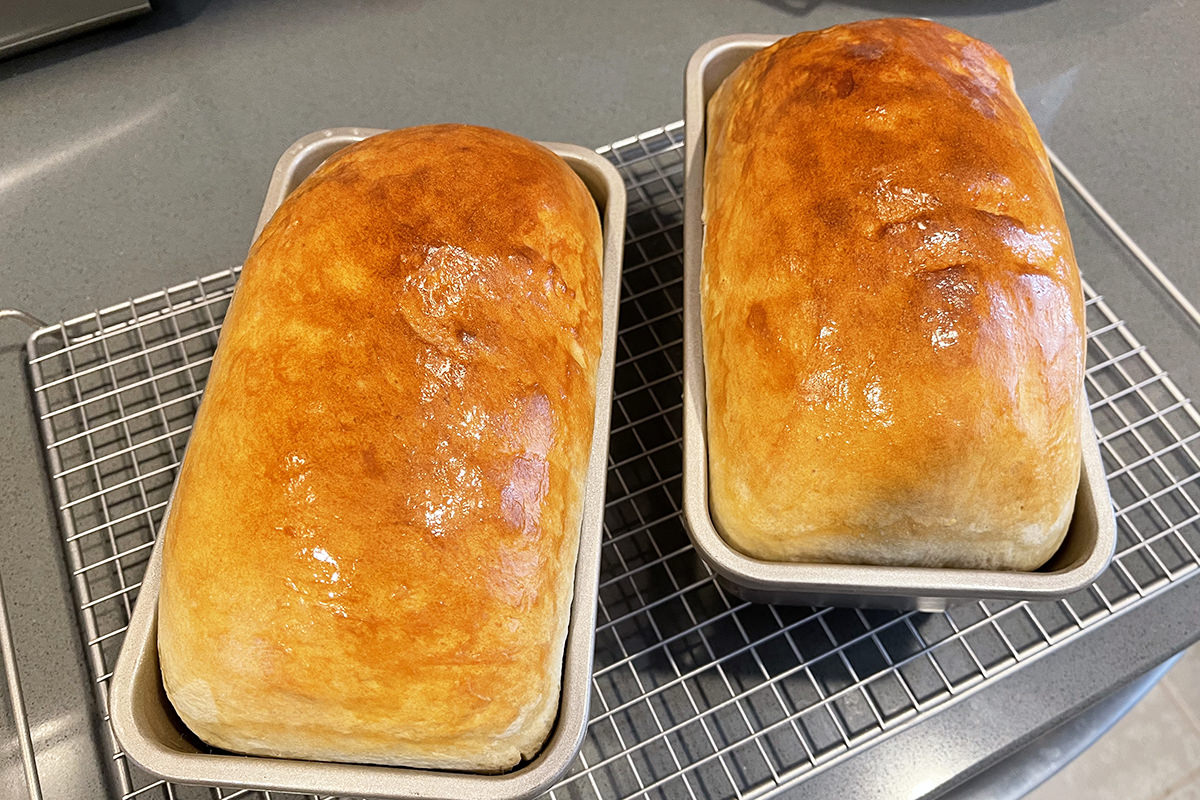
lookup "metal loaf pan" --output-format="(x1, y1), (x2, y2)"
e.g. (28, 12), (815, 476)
(681, 36), (1117, 611)
(108, 128), (627, 799)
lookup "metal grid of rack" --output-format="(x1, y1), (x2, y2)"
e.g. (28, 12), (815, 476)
(16, 121), (1200, 799)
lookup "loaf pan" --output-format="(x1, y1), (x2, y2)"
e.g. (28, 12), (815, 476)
(681, 35), (1117, 611)
(109, 129), (627, 799)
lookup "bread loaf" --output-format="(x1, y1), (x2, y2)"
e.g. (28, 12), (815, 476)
(157, 124), (603, 771)
(702, 19), (1085, 570)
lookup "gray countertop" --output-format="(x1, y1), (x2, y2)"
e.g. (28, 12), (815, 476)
(1, 1), (1198, 798)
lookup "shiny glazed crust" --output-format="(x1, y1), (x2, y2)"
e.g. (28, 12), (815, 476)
(157, 125), (603, 771)
(703, 19), (1085, 570)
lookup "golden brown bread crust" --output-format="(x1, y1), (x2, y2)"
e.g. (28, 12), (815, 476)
(703, 19), (1085, 570)
(157, 124), (603, 771)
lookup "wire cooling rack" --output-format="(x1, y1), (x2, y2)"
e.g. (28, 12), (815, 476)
(17, 122), (1200, 800)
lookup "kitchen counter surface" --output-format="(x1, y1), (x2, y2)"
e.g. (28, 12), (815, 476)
(1, 1), (1197, 797)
